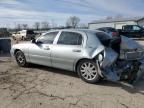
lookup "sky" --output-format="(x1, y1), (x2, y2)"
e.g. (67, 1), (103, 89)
(0, 0), (144, 28)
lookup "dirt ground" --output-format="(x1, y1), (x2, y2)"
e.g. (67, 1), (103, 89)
(0, 38), (144, 108)
(0, 57), (143, 108)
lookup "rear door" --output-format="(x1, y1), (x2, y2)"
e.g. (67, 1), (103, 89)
(51, 31), (84, 71)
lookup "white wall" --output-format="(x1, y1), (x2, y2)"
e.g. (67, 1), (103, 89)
(88, 23), (115, 29)
(89, 21), (137, 29)
(138, 19), (144, 27)
(115, 21), (136, 29)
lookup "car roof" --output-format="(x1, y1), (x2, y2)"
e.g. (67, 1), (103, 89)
(44, 29), (101, 34)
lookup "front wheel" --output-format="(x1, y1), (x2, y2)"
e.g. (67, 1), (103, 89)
(15, 50), (28, 67)
(22, 36), (25, 41)
(77, 59), (101, 84)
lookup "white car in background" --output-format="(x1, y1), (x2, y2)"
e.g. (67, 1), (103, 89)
(12, 30), (35, 40)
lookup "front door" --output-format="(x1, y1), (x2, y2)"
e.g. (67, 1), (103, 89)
(28, 31), (59, 66)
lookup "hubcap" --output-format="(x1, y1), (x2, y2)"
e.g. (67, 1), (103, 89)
(80, 62), (98, 80)
(16, 52), (25, 64)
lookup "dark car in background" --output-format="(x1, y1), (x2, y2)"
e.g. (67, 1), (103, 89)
(97, 27), (119, 38)
(118, 25), (144, 38)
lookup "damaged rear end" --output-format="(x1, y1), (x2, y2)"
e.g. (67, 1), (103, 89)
(96, 34), (144, 84)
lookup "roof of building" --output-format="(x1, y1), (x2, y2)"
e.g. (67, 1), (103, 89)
(89, 17), (144, 24)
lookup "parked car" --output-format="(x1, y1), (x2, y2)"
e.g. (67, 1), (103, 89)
(97, 27), (119, 38)
(11, 29), (144, 84)
(118, 25), (144, 38)
(0, 28), (10, 37)
(12, 30), (35, 40)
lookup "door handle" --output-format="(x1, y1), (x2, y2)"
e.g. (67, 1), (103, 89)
(46, 47), (50, 50)
(72, 49), (81, 52)
(43, 46), (50, 50)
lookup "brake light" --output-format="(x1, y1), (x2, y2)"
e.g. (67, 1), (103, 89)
(112, 32), (118, 37)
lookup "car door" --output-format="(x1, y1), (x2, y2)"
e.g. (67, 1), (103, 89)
(51, 31), (84, 71)
(28, 31), (59, 66)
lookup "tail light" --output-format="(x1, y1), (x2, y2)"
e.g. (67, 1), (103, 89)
(112, 32), (118, 37)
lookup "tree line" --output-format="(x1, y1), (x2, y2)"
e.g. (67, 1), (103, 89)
(14, 16), (88, 31)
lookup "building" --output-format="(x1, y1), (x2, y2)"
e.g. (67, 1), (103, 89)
(88, 17), (144, 29)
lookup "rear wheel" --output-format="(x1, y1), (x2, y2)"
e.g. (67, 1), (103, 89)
(15, 50), (28, 67)
(77, 59), (101, 84)
(22, 36), (25, 41)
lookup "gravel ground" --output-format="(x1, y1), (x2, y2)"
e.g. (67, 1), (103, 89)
(0, 57), (144, 108)
(0, 38), (144, 108)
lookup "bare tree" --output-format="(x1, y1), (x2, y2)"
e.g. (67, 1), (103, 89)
(22, 24), (28, 30)
(79, 23), (88, 29)
(15, 24), (22, 31)
(34, 22), (40, 30)
(66, 16), (80, 28)
(41, 21), (49, 30)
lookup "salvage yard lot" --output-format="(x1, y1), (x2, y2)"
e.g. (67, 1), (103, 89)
(0, 57), (144, 108)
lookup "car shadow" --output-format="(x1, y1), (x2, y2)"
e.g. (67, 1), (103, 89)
(98, 80), (144, 95)
(29, 64), (78, 78)
(29, 64), (144, 95)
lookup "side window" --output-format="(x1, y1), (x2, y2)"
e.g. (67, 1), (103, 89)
(133, 26), (141, 31)
(57, 32), (82, 45)
(124, 26), (132, 31)
(37, 32), (58, 44)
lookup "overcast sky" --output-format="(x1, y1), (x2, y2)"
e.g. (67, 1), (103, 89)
(0, 0), (144, 28)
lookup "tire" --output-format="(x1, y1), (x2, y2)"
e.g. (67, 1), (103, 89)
(22, 36), (25, 41)
(12, 36), (16, 40)
(15, 50), (28, 67)
(77, 59), (101, 84)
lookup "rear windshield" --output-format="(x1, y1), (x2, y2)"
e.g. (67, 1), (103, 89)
(96, 32), (111, 40)
(27, 30), (34, 34)
(107, 28), (117, 32)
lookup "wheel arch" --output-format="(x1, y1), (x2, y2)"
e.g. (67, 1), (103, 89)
(74, 58), (95, 72)
(14, 49), (22, 56)
(74, 57), (103, 78)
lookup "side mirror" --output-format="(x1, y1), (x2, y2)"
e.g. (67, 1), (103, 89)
(31, 38), (36, 43)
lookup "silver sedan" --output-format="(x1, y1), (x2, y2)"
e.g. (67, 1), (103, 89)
(11, 29), (144, 84)
(11, 29), (105, 83)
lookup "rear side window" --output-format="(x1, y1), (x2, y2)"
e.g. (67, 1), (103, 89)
(107, 28), (117, 32)
(57, 32), (82, 45)
(37, 32), (58, 44)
